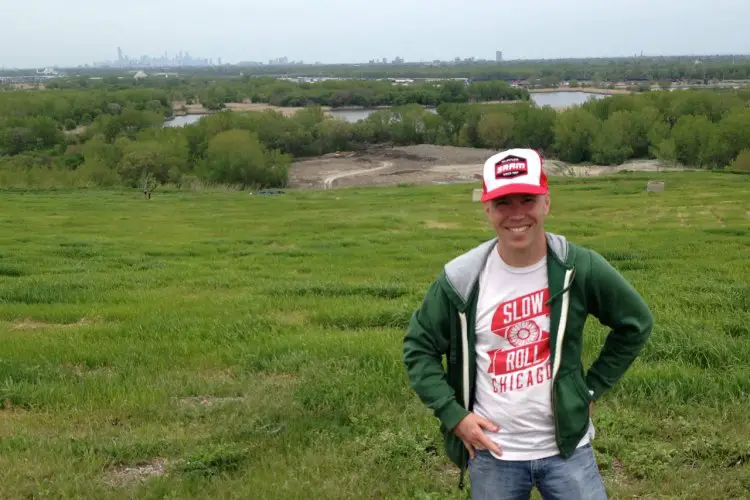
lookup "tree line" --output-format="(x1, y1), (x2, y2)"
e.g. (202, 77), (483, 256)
(239, 58), (750, 86)
(0, 78), (525, 160)
(1, 87), (749, 189)
(0, 88), (173, 158)
(41, 77), (529, 111)
(12, 55), (750, 85)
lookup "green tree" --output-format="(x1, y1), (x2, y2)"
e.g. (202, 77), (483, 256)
(436, 103), (469, 144)
(717, 108), (750, 161)
(456, 105), (485, 147)
(390, 105), (432, 145)
(728, 149), (750, 172)
(508, 103), (556, 152)
(636, 106), (670, 158)
(439, 80), (470, 103)
(670, 115), (714, 166)
(552, 108), (601, 163)
(117, 137), (188, 186)
(477, 111), (515, 149)
(315, 118), (354, 152)
(653, 138), (678, 164)
(203, 129), (289, 188)
(82, 134), (122, 169)
(96, 109), (164, 143)
(591, 111), (635, 165)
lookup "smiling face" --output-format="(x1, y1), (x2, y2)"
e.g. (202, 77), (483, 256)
(484, 193), (550, 265)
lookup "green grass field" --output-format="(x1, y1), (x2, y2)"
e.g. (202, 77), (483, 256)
(1, 172), (749, 499)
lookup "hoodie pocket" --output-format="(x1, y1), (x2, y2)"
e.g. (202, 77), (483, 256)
(440, 423), (466, 468)
(554, 368), (591, 441)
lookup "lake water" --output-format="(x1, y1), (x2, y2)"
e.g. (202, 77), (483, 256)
(530, 91), (605, 108)
(163, 91), (607, 127)
(163, 114), (208, 127)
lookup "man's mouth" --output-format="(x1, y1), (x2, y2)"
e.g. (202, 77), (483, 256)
(506, 225), (531, 233)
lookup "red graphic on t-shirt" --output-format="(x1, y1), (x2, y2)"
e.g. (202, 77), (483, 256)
(486, 288), (551, 379)
(491, 289), (550, 333)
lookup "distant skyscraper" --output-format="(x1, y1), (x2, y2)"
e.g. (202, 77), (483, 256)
(117, 47), (123, 62)
(496, 50), (503, 62)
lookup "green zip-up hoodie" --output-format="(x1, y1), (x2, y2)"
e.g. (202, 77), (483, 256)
(402, 233), (653, 488)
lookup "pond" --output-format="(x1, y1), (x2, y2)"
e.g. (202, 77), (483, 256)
(163, 91), (608, 127)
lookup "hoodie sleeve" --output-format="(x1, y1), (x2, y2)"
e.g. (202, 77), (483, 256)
(403, 278), (469, 432)
(584, 249), (654, 401)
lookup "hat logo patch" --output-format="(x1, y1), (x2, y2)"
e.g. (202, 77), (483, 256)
(495, 156), (528, 179)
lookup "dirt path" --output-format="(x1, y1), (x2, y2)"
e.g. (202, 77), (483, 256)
(323, 161), (393, 189)
(289, 145), (679, 190)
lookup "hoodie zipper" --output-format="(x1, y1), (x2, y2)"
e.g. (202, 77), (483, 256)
(459, 311), (470, 410)
(551, 267), (575, 456)
(457, 310), (469, 490)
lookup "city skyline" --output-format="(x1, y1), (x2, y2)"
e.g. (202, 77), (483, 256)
(5, 46), (750, 72)
(2, 0), (749, 69)
(101, 46), (221, 68)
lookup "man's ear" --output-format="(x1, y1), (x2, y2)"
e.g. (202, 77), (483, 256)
(543, 194), (551, 216)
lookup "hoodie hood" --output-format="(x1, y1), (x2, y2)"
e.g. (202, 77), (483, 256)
(440, 232), (570, 310)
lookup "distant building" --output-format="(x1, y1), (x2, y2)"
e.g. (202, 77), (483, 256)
(496, 51), (503, 62)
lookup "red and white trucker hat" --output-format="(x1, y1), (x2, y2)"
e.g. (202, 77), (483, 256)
(480, 148), (549, 202)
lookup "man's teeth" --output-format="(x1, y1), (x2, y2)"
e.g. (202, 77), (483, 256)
(508, 226), (529, 233)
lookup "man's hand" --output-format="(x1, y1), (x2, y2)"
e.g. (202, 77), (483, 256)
(452, 413), (502, 459)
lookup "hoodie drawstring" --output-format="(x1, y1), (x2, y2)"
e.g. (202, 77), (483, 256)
(546, 267), (576, 306)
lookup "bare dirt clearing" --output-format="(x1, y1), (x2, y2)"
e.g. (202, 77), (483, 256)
(172, 100), (324, 117)
(288, 144), (676, 190)
(105, 459), (169, 487)
(11, 317), (100, 330)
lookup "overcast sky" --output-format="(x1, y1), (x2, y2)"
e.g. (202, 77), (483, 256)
(2, 0), (749, 68)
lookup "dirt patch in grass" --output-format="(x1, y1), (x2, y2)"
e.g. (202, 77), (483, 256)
(105, 458), (169, 486)
(270, 310), (308, 326)
(177, 396), (246, 408)
(195, 367), (238, 383)
(12, 317), (100, 330)
(425, 221), (460, 229)
(609, 456), (627, 483)
(177, 372), (299, 409)
(0, 409), (28, 437)
(677, 212), (689, 226)
(256, 372), (299, 390)
(602, 454), (649, 493)
(434, 462), (459, 478)
(267, 242), (297, 251)
(0, 399), (25, 413)
(62, 364), (114, 378)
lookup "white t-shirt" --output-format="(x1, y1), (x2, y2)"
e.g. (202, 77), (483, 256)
(473, 246), (592, 461)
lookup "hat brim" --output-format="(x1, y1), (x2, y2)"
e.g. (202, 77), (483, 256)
(480, 183), (548, 202)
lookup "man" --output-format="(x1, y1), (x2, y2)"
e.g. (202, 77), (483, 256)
(402, 148), (653, 499)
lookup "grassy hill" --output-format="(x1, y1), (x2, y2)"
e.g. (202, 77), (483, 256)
(0, 171), (748, 499)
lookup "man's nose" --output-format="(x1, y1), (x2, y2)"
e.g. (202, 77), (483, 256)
(507, 203), (526, 217)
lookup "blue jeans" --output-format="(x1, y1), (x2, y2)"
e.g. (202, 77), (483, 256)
(468, 443), (608, 500)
